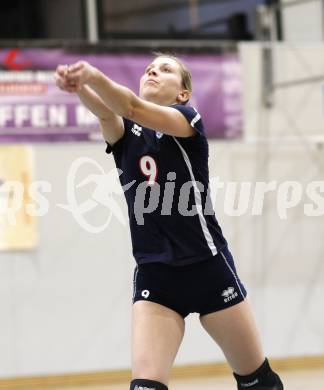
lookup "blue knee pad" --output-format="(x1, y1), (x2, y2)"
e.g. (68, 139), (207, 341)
(130, 379), (168, 390)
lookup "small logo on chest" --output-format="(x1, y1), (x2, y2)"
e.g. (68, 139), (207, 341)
(156, 131), (163, 139)
(131, 124), (142, 137)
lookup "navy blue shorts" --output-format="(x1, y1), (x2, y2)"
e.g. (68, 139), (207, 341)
(132, 246), (247, 318)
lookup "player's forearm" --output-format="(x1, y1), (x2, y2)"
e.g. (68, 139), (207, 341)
(77, 85), (124, 143)
(87, 69), (136, 118)
(77, 85), (114, 120)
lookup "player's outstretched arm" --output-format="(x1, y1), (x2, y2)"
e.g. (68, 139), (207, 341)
(64, 61), (195, 138)
(77, 85), (124, 144)
(55, 65), (124, 145)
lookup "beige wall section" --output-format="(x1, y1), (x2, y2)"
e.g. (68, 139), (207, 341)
(280, 0), (323, 41)
(240, 42), (324, 141)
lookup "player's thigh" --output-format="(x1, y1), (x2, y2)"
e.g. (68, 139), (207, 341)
(200, 299), (264, 375)
(132, 300), (185, 384)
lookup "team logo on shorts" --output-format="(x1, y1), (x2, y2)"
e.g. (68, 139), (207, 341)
(221, 287), (238, 303)
(134, 386), (155, 390)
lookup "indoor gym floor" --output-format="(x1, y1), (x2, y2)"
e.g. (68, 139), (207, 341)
(46, 367), (324, 390)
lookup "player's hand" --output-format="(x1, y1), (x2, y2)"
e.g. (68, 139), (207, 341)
(54, 64), (79, 93)
(64, 61), (96, 91)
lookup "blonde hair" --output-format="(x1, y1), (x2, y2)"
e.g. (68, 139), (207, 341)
(153, 52), (192, 103)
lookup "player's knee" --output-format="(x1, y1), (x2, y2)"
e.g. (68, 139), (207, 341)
(233, 358), (283, 389)
(130, 378), (168, 390)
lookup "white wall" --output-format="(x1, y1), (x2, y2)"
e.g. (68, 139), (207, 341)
(281, 0), (323, 41)
(0, 43), (324, 378)
(241, 42), (324, 140)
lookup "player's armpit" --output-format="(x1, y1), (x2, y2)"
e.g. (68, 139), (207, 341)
(128, 98), (195, 138)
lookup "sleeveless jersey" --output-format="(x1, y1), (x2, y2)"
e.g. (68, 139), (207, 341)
(105, 104), (227, 266)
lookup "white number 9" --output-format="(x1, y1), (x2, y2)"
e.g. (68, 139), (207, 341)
(139, 155), (157, 185)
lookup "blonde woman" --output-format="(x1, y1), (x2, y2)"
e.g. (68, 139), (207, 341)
(55, 54), (283, 390)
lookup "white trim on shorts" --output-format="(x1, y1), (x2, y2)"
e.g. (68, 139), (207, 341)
(133, 265), (139, 300)
(219, 250), (245, 300)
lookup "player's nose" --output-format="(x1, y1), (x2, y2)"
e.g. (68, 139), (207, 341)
(148, 68), (158, 77)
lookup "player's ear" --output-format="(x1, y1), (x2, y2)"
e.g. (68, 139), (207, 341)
(177, 89), (190, 104)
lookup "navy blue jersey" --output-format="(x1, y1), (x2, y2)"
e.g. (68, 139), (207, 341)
(105, 104), (227, 266)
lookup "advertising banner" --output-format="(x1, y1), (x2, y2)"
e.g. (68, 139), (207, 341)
(0, 48), (242, 141)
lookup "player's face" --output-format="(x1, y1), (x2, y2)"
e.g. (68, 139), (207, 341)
(139, 57), (186, 105)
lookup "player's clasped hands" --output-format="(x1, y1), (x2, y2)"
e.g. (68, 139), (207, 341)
(54, 61), (95, 93)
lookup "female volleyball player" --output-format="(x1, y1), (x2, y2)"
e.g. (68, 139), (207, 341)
(55, 54), (283, 390)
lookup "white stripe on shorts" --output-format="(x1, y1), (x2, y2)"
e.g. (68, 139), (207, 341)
(133, 266), (139, 300)
(220, 250), (245, 299)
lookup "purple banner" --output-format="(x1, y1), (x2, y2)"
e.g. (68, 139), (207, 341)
(0, 48), (242, 142)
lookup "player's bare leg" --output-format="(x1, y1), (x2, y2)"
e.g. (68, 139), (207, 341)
(200, 299), (264, 374)
(131, 300), (185, 387)
(200, 299), (283, 388)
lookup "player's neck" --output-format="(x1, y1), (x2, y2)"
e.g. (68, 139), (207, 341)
(143, 96), (179, 106)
